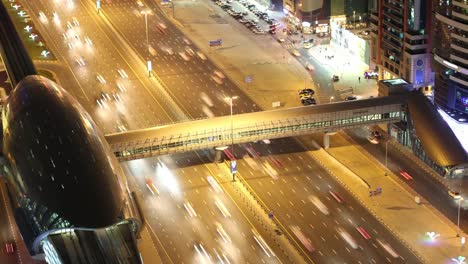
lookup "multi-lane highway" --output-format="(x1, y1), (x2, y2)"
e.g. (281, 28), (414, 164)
(123, 154), (289, 263)
(98, 0), (261, 117)
(22, 0), (180, 133)
(13, 0), (425, 263)
(211, 138), (420, 263)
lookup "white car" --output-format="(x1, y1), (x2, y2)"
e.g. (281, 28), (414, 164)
(367, 136), (379, 144)
(96, 74), (106, 84)
(38, 11), (46, 20)
(117, 83), (127, 92)
(162, 47), (174, 55)
(183, 202), (197, 217)
(303, 42), (313, 49)
(213, 70), (225, 79)
(449, 190), (461, 200)
(75, 56), (86, 66)
(72, 17), (79, 26)
(84, 36), (93, 46)
(117, 69), (128, 79)
(178, 52), (190, 61)
(214, 198), (231, 218)
(308, 195), (329, 215)
(291, 50), (301, 57)
(185, 47), (195, 57)
(277, 37), (285, 43)
(196, 51), (207, 60)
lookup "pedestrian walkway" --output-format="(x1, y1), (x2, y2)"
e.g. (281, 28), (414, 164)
(308, 135), (467, 264)
(307, 43), (378, 100)
(138, 226), (164, 264)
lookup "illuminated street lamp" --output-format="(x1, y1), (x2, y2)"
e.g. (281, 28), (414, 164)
(452, 256), (466, 264)
(426, 231), (440, 242)
(225, 96), (239, 181)
(353, 11), (356, 29)
(457, 197), (463, 237)
(329, 96), (334, 103)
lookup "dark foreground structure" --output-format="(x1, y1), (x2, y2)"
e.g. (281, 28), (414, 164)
(1, 75), (142, 263)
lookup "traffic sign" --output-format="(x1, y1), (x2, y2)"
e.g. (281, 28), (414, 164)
(369, 187), (382, 197)
(268, 211), (274, 219)
(231, 160), (237, 174)
(209, 39), (222, 47)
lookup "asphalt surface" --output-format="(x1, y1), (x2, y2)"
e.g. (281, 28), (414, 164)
(224, 137), (420, 263)
(101, 0), (261, 118)
(21, 1), (290, 262)
(22, 0), (179, 134)
(344, 127), (468, 235)
(15, 0), (424, 263)
(122, 154), (285, 263)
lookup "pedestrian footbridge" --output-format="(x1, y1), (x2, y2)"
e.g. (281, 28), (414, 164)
(105, 96), (406, 161)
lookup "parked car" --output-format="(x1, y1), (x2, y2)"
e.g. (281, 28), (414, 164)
(449, 190), (461, 200)
(301, 97), (316, 106)
(332, 75), (339, 82)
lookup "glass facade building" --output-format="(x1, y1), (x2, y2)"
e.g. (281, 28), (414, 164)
(369, 0), (433, 88)
(432, 0), (468, 116)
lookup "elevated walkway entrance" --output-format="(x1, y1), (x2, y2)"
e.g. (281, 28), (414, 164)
(105, 96), (406, 161)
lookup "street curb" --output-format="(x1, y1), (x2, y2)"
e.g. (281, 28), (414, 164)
(307, 144), (428, 264)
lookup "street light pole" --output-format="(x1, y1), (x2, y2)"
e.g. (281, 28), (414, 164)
(226, 96), (239, 181)
(457, 198), (462, 237)
(353, 11), (356, 29)
(142, 11), (150, 54)
(384, 139), (388, 176)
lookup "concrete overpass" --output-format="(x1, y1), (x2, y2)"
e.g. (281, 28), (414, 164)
(105, 96), (406, 161)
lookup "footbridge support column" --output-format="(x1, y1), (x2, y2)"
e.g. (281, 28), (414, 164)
(323, 132), (337, 149)
(214, 146), (228, 163)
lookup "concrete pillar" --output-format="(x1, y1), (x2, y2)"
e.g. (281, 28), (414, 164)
(323, 133), (330, 149)
(214, 149), (223, 163)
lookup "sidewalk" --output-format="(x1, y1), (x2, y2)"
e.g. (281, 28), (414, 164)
(308, 135), (467, 264)
(159, 0), (314, 110)
(306, 42), (378, 100)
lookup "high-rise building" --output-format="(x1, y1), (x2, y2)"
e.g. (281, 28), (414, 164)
(432, 0), (468, 115)
(369, 0), (433, 89)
